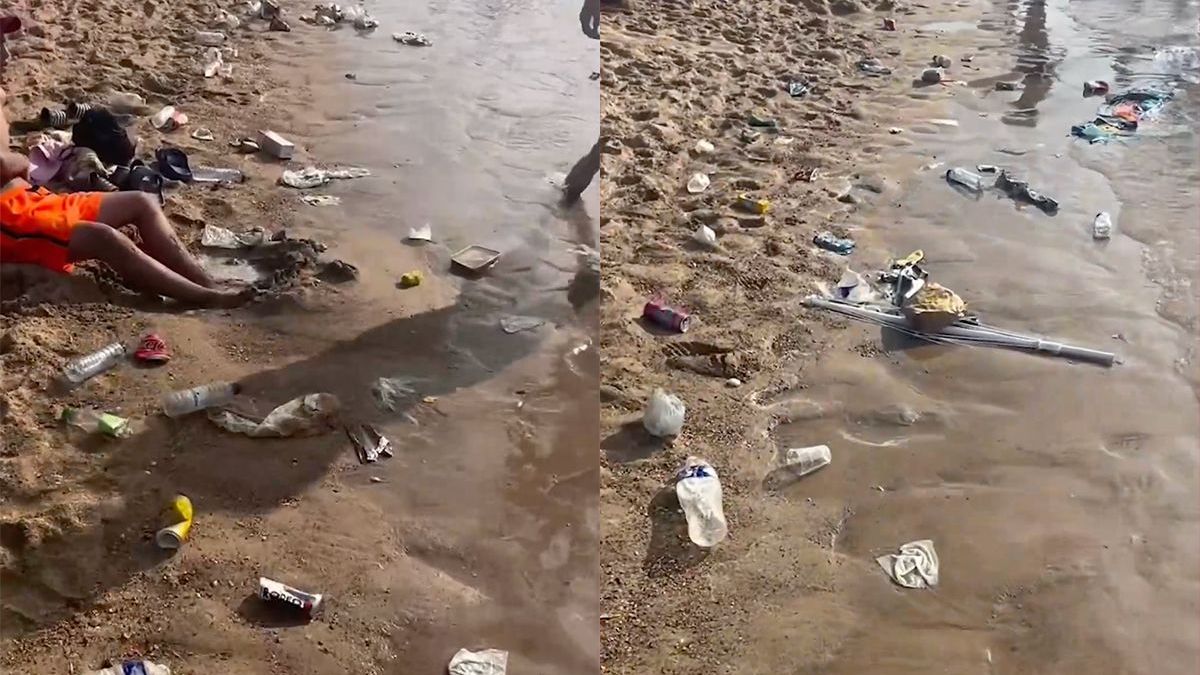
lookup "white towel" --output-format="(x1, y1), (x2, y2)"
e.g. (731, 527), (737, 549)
(876, 539), (939, 589)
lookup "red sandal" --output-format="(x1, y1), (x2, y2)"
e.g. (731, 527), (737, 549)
(135, 333), (171, 364)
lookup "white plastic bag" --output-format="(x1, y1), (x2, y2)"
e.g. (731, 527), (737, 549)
(692, 224), (717, 248)
(208, 393), (341, 437)
(643, 388), (685, 437)
(448, 648), (507, 675)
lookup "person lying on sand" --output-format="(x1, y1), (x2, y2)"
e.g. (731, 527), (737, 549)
(0, 88), (253, 307)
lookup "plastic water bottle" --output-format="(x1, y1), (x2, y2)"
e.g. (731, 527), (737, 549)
(945, 167), (984, 193)
(62, 342), (127, 384)
(1092, 211), (1113, 240)
(86, 660), (172, 675)
(781, 445), (832, 478)
(675, 457), (728, 548)
(162, 382), (241, 418)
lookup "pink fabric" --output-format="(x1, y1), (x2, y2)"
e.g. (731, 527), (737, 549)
(27, 138), (71, 185)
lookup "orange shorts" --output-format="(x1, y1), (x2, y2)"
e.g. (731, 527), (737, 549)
(1, 182), (105, 272)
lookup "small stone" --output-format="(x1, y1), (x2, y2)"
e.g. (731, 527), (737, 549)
(921, 68), (943, 84)
(725, 378), (742, 387)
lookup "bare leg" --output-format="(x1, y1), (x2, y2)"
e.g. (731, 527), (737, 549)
(562, 140), (600, 204)
(95, 192), (216, 288)
(68, 222), (249, 307)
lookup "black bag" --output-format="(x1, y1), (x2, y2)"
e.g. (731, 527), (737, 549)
(71, 109), (135, 167)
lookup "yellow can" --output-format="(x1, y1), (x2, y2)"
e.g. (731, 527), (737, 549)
(737, 193), (771, 214)
(156, 495), (194, 550)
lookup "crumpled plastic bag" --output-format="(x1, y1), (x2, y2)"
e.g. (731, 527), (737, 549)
(876, 539), (939, 589)
(208, 393), (341, 438)
(835, 269), (877, 304)
(448, 648), (508, 675)
(279, 166), (371, 189)
(200, 225), (269, 249)
(643, 388), (685, 437)
(902, 282), (966, 331)
(372, 376), (419, 411)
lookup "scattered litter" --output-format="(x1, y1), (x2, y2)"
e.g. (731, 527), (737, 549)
(406, 223), (433, 241)
(373, 376), (419, 411)
(813, 231), (855, 255)
(772, 445), (832, 485)
(208, 393), (341, 438)
(230, 137), (261, 153)
(803, 295), (1118, 367)
(643, 298), (690, 332)
(448, 648), (508, 675)
(931, 54), (952, 68)
(155, 495), (194, 550)
(920, 68), (943, 84)
(725, 377), (742, 387)
(858, 58), (892, 76)
(692, 224), (717, 248)
(300, 194), (341, 206)
(345, 5), (378, 29)
(926, 118), (959, 127)
(151, 105), (188, 131)
(676, 457), (727, 547)
(876, 540), (939, 589)
(994, 81), (1021, 91)
(190, 127), (215, 141)
(162, 382), (241, 418)
(1083, 80), (1110, 96)
(135, 333), (171, 364)
(1071, 88), (1170, 144)
(345, 424), (393, 463)
(976, 164), (998, 173)
(903, 282), (966, 331)
(835, 269), (876, 303)
(450, 245), (501, 272)
(62, 341), (127, 385)
(500, 315), (545, 334)
(1092, 211), (1113, 240)
(643, 388), (685, 437)
(945, 166), (985, 193)
(279, 166), (371, 189)
(202, 47), (231, 78)
(736, 194), (770, 214)
(694, 139), (715, 154)
(787, 80), (810, 97)
(398, 271), (423, 288)
(258, 130), (295, 160)
(889, 127), (903, 134)
(686, 172), (710, 194)
(995, 170), (1059, 213)
(192, 166), (244, 184)
(201, 225), (269, 249)
(259, 577), (323, 616)
(61, 407), (132, 438)
(392, 31), (432, 46)
(86, 660), (171, 675)
(882, 17), (896, 30)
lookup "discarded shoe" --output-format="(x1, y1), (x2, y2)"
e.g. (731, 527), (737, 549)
(135, 334), (171, 364)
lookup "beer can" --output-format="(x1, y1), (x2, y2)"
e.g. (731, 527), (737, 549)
(259, 577), (323, 615)
(643, 300), (690, 333)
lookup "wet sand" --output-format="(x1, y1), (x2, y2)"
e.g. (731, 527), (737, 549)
(600, 0), (1198, 673)
(1, 0), (599, 672)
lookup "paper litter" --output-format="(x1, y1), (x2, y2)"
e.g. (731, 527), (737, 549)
(876, 539), (939, 589)
(200, 225), (269, 249)
(448, 648), (508, 675)
(300, 194), (341, 206)
(345, 424), (393, 463)
(406, 224), (433, 241)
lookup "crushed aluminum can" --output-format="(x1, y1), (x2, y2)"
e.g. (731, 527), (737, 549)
(259, 577), (323, 615)
(643, 300), (690, 333)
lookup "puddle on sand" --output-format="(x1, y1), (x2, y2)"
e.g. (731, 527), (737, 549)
(797, 0), (1200, 674)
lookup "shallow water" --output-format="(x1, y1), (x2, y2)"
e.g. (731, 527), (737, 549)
(780, 0), (1199, 672)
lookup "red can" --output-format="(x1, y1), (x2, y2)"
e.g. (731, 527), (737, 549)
(643, 300), (690, 333)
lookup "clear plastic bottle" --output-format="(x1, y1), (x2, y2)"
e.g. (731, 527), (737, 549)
(675, 457), (728, 548)
(62, 342), (127, 384)
(86, 660), (172, 675)
(1092, 211), (1113, 240)
(162, 382), (241, 418)
(945, 167), (984, 193)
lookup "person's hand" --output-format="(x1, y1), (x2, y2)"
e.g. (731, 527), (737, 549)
(579, 0), (599, 39)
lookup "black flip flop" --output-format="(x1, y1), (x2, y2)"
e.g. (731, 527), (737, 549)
(154, 147), (193, 183)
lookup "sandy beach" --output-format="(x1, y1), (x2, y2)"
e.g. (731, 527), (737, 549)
(2, 0), (599, 672)
(600, 0), (1198, 672)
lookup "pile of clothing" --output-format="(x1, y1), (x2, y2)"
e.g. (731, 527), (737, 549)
(1071, 89), (1172, 144)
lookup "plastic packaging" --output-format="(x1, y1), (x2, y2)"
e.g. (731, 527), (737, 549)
(692, 224), (717, 248)
(642, 389), (685, 437)
(61, 407), (132, 438)
(780, 445), (832, 478)
(208, 393), (341, 437)
(675, 457), (728, 547)
(449, 647), (509, 675)
(686, 172), (710, 194)
(945, 167), (984, 193)
(86, 661), (171, 675)
(1092, 211), (1112, 240)
(162, 382), (240, 418)
(62, 342), (127, 384)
